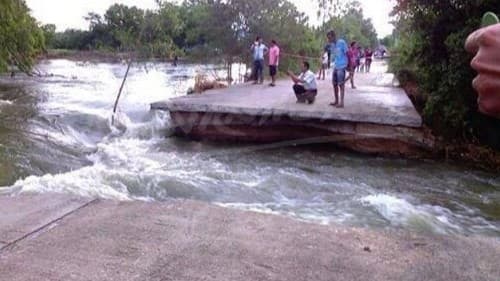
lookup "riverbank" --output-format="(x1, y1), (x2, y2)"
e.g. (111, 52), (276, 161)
(438, 143), (500, 172)
(400, 78), (500, 172)
(1, 193), (498, 281)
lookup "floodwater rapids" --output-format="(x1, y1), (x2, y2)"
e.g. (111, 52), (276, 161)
(0, 59), (499, 237)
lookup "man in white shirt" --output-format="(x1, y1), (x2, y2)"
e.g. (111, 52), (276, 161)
(251, 36), (268, 84)
(317, 51), (328, 80)
(287, 61), (318, 104)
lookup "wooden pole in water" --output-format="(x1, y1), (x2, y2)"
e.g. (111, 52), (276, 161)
(111, 60), (132, 126)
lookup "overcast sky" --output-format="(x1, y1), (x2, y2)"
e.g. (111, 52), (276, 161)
(26, 0), (395, 37)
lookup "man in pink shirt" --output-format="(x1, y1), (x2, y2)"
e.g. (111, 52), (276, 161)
(268, 40), (280, 87)
(345, 41), (359, 89)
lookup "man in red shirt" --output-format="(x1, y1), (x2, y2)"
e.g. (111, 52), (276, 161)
(345, 41), (359, 89)
(364, 48), (373, 73)
(268, 40), (280, 87)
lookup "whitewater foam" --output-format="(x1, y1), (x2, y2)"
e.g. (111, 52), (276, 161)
(360, 194), (462, 234)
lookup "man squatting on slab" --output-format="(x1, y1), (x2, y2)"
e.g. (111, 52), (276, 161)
(287, 61), (318, 104)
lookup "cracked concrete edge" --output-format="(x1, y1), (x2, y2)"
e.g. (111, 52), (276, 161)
(0, 194), (98, 251)
(154, 102), (423, 128)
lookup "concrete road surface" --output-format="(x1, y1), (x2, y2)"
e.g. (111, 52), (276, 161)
(0, 194), (499, 281)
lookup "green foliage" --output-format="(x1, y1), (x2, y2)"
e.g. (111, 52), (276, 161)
(179, 0), (320, 72)
(36, 0), (317, 73)
(48, 3), (184, 58)
(52, 29), (93, 50)
(104, 4), (144, 51)
(41, 24), (56, 49)
(0, 0), (45, 73)
(380, 34), (396, 50)
(89, 3), (184, 58)
(317, 0), (378, 48)
(44, 0), (375, 70)
(390, 0), (500, 147)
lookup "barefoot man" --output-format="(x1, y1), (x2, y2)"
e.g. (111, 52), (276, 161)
(327, 30), (349, 108)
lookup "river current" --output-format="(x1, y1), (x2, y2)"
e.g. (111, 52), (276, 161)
(0, 59), (499, 237)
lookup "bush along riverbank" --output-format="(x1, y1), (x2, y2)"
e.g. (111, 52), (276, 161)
(389, 1), (500, 171)
(398, 79), (500, 172)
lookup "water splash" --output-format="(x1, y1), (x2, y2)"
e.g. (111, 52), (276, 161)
(360, 194), (498, 235)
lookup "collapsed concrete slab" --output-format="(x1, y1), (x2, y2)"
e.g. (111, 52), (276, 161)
(151, 69), (433, 156)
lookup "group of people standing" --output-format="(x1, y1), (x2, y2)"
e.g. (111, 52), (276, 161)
(344, 42), (373, 89)
(318, 41), (373, 83)
(249, 23), (500, 118)
(250, 37), (280, 87)
(249, 30), (373, 108)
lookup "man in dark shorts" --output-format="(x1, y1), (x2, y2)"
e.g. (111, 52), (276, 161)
(268, 40), (280, 86)
(324, 44), (331, 69)
(250, 36), (268, 84)
(345, 41), (359, 89)
(364, 48), (373, 72)
(287, 61), (318, 104)
(327, 30), (349, 108)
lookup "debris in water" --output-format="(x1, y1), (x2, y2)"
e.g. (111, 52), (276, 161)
(193, 72), (228, 94)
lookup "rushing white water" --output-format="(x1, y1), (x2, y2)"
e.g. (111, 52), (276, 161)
(0, 59), (499, 237)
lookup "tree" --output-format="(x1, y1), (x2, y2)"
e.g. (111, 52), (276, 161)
(38, 0), (376, 76)
(52, 29), (92, 50)
(318, 1), (378, 48)
(104, 4), (145, 51)
(182, 0), (319, 76)
(380, 33), (395, 49)
(317, 0), (347, 28)
(140, 2), (184, 58)
(81, 3), (183, 58)
(0, 0), (45, 73)
(84, 12), (117, 49)
(41, 24), (56, 49)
